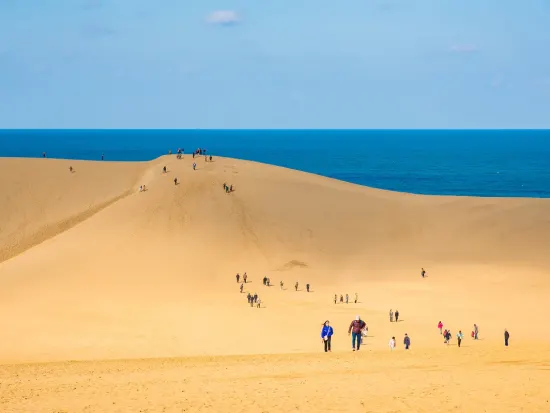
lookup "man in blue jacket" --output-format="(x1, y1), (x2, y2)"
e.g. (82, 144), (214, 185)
(321, 320), (334, 352)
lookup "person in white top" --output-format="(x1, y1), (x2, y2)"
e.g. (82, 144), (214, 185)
(389, 336), (396, 351)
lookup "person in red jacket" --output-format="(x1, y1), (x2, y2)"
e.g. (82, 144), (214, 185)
(348, 315), (366, 351)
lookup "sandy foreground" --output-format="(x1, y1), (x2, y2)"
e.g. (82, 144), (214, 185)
(1, 155), (549, 412)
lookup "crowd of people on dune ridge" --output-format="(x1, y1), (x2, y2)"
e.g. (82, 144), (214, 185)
(53, 150), (512, 353)
(235, 267), (511, 353)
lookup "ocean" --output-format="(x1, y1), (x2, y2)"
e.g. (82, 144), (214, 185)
(1, 129), (549, 198)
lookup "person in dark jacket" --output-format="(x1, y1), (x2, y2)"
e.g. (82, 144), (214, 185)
(348, 315), (366, 351)
(395, 310), (400, 322)
(404, 333), (411, 349)
(504, 329), (510, 346)
(321, 320), (334, 352)
(306, 283), (310, 292)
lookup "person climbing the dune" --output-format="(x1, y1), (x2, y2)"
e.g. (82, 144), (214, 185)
(389, 336), (396, 351)
(295, 282), (299, 291)
(243, 273), (247, 283)
(348, 315), (366, 351)
(404, 333), (411, 350)
(421, 268), (426, 278)
(263, 276), (267, 286)
(395, 309), (400, 322)
(240, 283), (244, 293)
(504, 329), (510, 346)
(174, 177), (178, 185)
(306, 283), (310, 292)
(236, 273), (240, 283)
(321, 321), (334, 352)
(457, 330), (464, 347)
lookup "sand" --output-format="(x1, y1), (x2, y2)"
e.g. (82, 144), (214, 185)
(1, 154), (549, 412)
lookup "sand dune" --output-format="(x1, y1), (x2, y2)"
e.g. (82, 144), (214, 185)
(1, 155), (549, 412)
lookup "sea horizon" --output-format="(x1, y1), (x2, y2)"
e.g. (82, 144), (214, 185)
(1, 129), (550, 198)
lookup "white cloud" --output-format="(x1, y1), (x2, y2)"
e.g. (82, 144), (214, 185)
(206, 10), (240, 26)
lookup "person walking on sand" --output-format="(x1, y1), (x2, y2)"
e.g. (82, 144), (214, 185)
(263, 276), (267, 286)
(321, 321), (334, 352)
(348, 316), (366, 351)
(389, 336), (396, 351)
(306, 283), (310, 292)
(445, 330), (452, 344)
(257, 298), (261, 308)
(421, 268), (426, 278)
(438, 321), (444, 334)
(247, 293), (251, 303)
(163, 166), (167, 173)
(174, 177), (178, 185)
(404, 333), (411, 350)
(193, 162), (196, 170)
(253, 293), (258, 303)
(334, 294), (337, 304)
(355, 293), (358, 304)
(101, 153), (104, 161)
(504, 329), (510, 346)
(280, 280), (284, 290)
(473, 324), (479, 340)
(395, 309), (400, 322)
(340, 295), (344, 303)
(389, 309), (394, 322)
(295, 282), (299, 291)
(240, 283), (244, 293)
(236, 273), (240, 283)
(243, 273), (247, 283)
(267, 278), (270, 287)
(345, 294), (349, 304)
(457, 330), (464, 347)
(209, 155), (212, 162)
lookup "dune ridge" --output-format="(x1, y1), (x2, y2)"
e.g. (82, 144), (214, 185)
(1, 154), (549, 412)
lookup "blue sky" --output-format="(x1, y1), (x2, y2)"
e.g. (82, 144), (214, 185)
(1, 0), (550, 128)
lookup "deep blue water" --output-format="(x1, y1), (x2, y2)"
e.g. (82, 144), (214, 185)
(1, 129), (549, 198)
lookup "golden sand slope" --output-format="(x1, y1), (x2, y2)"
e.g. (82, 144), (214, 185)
(0, 155), (549, 412)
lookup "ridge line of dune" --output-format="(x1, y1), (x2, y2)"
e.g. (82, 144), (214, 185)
(0, 188), (135, 264)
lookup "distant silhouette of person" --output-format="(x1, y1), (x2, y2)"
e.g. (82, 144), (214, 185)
(257, 299), (261, 308)
(306, 283), (310, 292)
(174, 177), (178, 185)
(421, 268), (426, 278)
(340, 295), (344, 303)
(69, 166), (73, 173)
(43, 152), (46, 158)
(209, 155), (212, 161)
(345, 294), (349, 304)
(240, 283), (244, 293)
(395, 310), (400, 322)
(193, 162), (196, 170)
(389, 309), (394, 322)
(438, 321), (443, 334)
(473, 324), (479, 340)
(354, 293), (358, 304)
(163, 166), (167, 173)
(334, 294), (337, 304)
(280, 280), (284, 290)
(295, 282), (299, 291)
(243, 273), (247, 283)
(236, 273), (240, 283)
(101, 153), (104, 161)
(504, 329), (510, 346)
